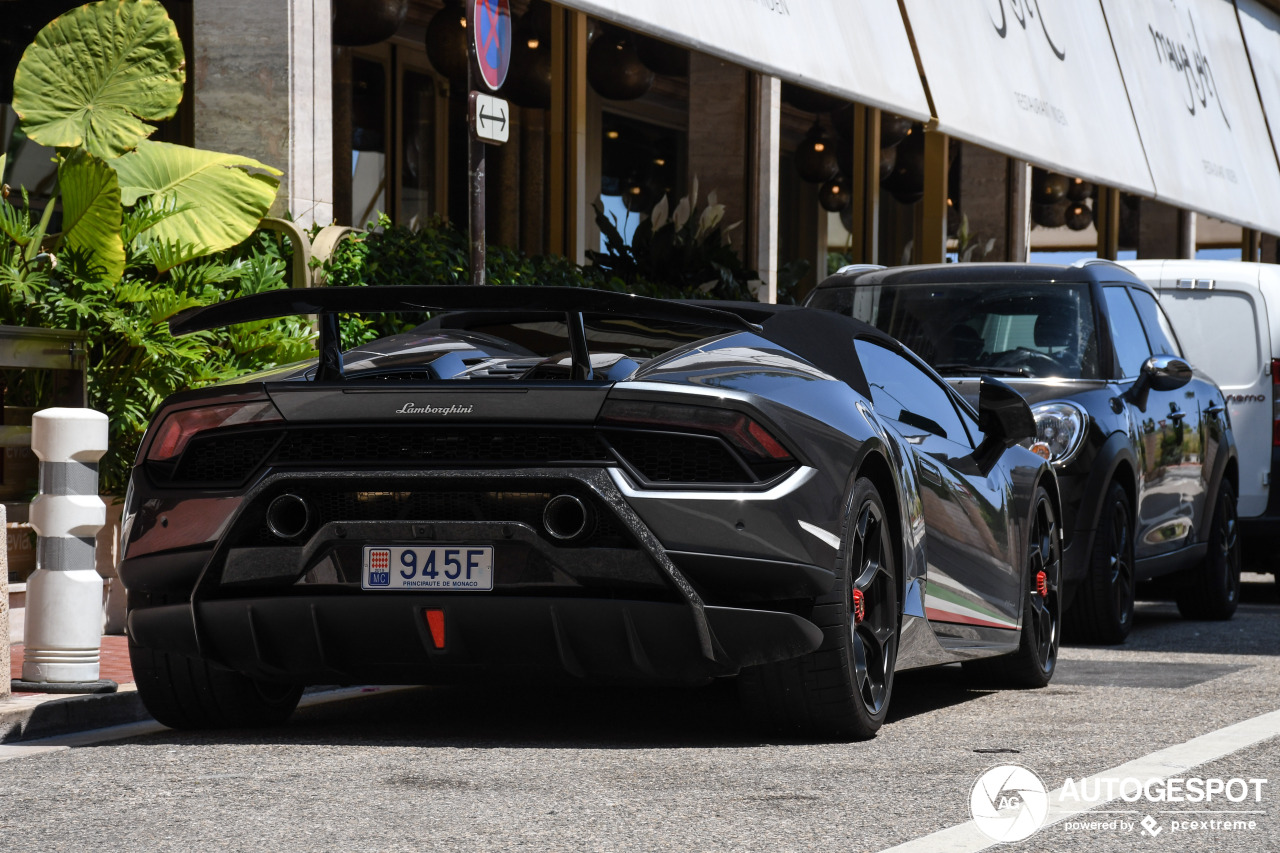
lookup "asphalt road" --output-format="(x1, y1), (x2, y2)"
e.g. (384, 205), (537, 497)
(1, 576), (1277, 853)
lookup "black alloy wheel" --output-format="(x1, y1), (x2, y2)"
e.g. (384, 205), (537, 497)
(1065, 480), (1134, 644)
(849, 493), (898, 717)
(737, 476), (899, 740)
(964, 485), (1060, 687)
(1177, 481), (1241, 620)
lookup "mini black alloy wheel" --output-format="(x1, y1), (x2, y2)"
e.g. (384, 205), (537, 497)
(1065, 481), (1135, 644)
(850, 499), (897, 716)
(1177, 481), (1242, 621)
(1107, 507), (1134, 631)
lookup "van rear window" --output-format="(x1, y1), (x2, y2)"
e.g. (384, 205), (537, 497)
(1159, 292), (1261, 388)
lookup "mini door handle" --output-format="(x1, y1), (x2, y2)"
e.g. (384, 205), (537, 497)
(1169, 409), (1187, 422)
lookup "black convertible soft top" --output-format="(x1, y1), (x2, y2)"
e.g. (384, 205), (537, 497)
(169, 285), (891, 396)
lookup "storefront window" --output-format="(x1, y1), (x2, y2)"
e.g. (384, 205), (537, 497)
(399, 68), (437, 230)
(351, 57), (388, 229)
(599, 112), (683, 248)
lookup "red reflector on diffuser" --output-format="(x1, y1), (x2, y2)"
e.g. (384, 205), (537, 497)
(424, 609), (445, 649)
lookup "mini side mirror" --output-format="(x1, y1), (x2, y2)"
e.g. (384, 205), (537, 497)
(1143, 354), (1193, 392)
(978, 376), (1036, 448)
(1126, 354), (1192, 409)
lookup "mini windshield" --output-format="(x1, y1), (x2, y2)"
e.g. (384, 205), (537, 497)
(809, 282), (1100, 379)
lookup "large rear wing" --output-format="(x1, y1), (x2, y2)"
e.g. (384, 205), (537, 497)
(169, 285), (762, 382)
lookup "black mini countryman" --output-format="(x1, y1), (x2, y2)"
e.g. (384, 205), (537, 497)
(807, 260), (1240, 643)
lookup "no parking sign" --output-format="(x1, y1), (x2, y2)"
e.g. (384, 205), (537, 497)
(468, 0), (512, 92)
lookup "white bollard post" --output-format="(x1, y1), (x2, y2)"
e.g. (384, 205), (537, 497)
(12, 408), (116, 694)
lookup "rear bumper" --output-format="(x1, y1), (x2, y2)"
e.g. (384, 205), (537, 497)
(1238, 517), (1280, 573)
(127, 595), (824, 684)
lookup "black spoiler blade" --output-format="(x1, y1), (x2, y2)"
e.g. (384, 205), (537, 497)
(169, 285), (761, 336)
(170, 285), (763, 382)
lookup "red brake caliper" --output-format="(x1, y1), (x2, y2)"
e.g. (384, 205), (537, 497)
(852, 588), (866, 624)
(1036, 570), (1048, 598)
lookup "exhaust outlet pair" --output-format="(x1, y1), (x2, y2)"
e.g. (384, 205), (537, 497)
(267, 492), (591, 542)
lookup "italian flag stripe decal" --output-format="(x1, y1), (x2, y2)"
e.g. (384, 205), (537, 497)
(925, 581), (1018, 630)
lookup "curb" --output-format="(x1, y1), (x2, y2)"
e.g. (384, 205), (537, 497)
(0, 684), (150, 744)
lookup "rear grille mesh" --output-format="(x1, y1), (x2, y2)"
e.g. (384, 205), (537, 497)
(603, 431), (751, 484)
(272, 427), (613, 466)
(151, 422), (785, 488)
(169, 430), (283, 487)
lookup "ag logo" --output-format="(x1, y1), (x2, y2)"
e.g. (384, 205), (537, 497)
(970, 764), (1050, 842)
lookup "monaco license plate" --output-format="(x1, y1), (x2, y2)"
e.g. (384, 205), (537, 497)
(362, 546), (494, 591)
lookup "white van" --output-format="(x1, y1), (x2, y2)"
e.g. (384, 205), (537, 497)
(1121, 260), (1277, 585)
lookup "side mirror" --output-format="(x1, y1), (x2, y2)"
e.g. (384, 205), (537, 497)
(1126, 354), (1192, 409)
(1143, 354), (1193, 391)
(978, 376), (1036, 448)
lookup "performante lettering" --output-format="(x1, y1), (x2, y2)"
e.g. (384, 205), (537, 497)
(395, 403), (475, 415)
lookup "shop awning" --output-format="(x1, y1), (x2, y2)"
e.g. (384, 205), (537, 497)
(1100, 0), (1280, 235)
(558, 0), (932, 121)
(1234, 0), (1280, 228)
(899, 0), (1155, 197)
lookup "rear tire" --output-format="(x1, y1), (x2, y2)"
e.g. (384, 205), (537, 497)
(963, 486), (1060, 687)
(129, 638), (302, 730)
(739, 477), (898, 740)
(1064, 480), (1134, 644)
(1176, 481), (1241, 621)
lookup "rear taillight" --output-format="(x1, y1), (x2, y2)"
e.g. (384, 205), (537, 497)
(148, 400), (284, 461)
(598, 399), (794, 463)
(1273, 359), (1280, 447)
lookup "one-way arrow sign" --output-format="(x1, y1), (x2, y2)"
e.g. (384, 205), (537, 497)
(469, 92), (510, 144)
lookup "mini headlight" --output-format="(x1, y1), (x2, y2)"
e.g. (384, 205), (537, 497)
(1025, 402), (1087, 466)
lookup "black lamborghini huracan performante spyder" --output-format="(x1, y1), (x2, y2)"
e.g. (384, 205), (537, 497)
(121, 286), (1061, 739)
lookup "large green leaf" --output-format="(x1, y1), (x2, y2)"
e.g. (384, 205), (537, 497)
(13, 0), (185, 160)
(58, 150), (126, 282)
(111, 141), (282, 267)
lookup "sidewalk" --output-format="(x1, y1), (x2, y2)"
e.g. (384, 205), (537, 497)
(1, 635), (151, 743)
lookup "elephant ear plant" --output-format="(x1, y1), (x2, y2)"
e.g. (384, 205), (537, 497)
(0, 0), (312, 493)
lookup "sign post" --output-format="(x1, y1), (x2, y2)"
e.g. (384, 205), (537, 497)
(466, 0), (512, 286)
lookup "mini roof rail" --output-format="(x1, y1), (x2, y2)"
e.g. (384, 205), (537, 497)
(833, 264), (887, 276)
(1070, 258), (1126, 270)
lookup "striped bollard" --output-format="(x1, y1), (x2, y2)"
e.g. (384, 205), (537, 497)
(12, 408), (116, 694)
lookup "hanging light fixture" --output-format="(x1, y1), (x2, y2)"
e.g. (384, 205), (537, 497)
(879, 146), (897, 182)
(425, 0), (469, 84)
(819, 175), (852, 212)
(1067, 178), (1094, 202)
(1065, 201), (1093, 231)
(880, 114), (914, 149)
(1032, 201), (1069, 228)
(587, 27), (654, 101)
(1032, 167), (1070, 203)
(883, 123), (925, 204)
(795, 121), (839, 184)
(504, 6), (551, 109)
